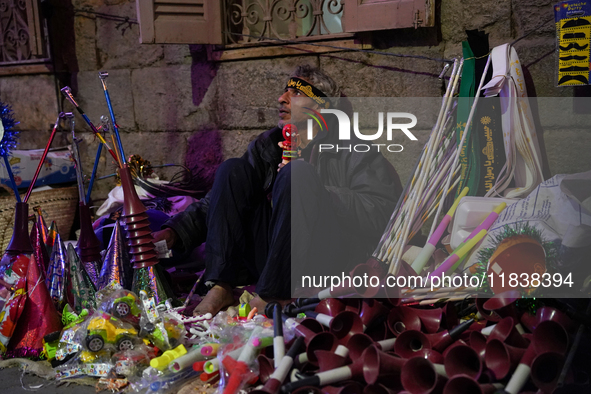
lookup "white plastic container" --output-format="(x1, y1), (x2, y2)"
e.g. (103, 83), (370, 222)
(449, 196), (518, 249)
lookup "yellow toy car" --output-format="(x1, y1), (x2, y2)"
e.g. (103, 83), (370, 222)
(86, 312), (138, 352)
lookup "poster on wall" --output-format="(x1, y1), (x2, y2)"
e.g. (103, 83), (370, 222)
(555, 1), (591, 86)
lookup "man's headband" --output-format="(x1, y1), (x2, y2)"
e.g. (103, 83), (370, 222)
(285, 77), (331, 109)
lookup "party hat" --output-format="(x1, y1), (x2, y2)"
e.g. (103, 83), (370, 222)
(98, 220), (129, 290)
(6, 254), (62, 359)
(29, 217), (50, 279)
(66, 244), (97, 312)
(46, 233), (67, 311)
(33, 206), (49, 247)
(131, 265), (171, 305)
(45, 221), (58, 257)
(0, 254), (29, 354)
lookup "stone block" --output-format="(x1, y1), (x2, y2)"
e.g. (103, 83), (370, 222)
(512, 0), (556, 39)
(131, 66), (216, 132)
(516, 38), (574, 97)
(164, 45), (192, 66)
(0, 75), (58, 132)
(73, 69), (135, 133)
(74, 16), (98, 71)
(440, 0), (513, 45)
(96, 2), (164, 69)
(215, 57), (319, 129)
(319, 50), (443, 98)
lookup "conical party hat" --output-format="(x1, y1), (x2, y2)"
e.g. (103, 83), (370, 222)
(6, 254), (62, 359)
(0, 254), (29, 354)
(45, 221), (58, 257)
(98, 221), (129, 290)
(66, 244), (97, 313)
(29, 219), (50, 279)
(131, 265), (172, 306)
(45, 233), (67, 311)
(33, 206), (48, 247)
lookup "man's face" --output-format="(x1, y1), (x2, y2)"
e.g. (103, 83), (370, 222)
(277, 79), (317, 128)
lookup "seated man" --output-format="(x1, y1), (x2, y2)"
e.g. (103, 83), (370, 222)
(153, 65), (402, 316)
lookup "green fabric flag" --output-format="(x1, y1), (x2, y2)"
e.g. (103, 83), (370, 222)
(456, 41), (476, 197)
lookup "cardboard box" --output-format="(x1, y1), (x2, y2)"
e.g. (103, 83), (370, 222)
(0, 147), (76, 189)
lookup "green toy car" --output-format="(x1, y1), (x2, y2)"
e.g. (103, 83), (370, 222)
(85, 313), (138, 352)
(112, 293), (142, 320)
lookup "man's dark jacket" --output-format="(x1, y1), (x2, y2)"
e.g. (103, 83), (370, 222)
(164, 126), (402, 255)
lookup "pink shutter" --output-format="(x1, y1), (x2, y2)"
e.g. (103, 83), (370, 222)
(343, 0), (435, 32)
(136, 0), (222, 44)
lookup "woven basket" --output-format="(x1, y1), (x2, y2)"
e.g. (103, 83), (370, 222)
(0, 187), (79, 254)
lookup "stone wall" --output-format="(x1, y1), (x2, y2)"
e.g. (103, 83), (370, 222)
(1, 0), (589, 205)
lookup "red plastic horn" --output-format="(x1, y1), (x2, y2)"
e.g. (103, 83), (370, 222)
(443, 344), (482, 380)
(315, 298), (347, 317)
(292, 387), (323, 394)
(393, 330), (432, 359)
(294, 318), (325, 342)
(487, 316), (529, 348)
(347, 259), (384, 298)
(484, 339), (525, 379)
(469, 331), (487, 360)
(387, 306), (422, 337)
(315, 346), (350, 372)
(530, 352), (565, 394)
(281, 353), (366, 392)
(383, 275), (401, 306)
(363, 345), (406, 385)
(482, 290), (524, 333)
(323, 382), (365, 394)
(125, 219), (152, 231)
(365, 320), (391, 341)
(306, 332), (339, 365)
(442, 302), (459, 331)
(363, 384), (398, 394)
(442, 375), (504, 394)
(401, 357), (447, 394)
(330, 311), (364, 344)
(359, 299), (390, 330)
(426, 319), (474, 353)
(503, 320), (569, 394)
(76, 202), (101, 263)
(476, 296), (502, 322)
(5, 202), (34, 255)
(532, 320), (569, 355)
(346, 333), (375, 360)
(415, 308), (443, 334)
(528, 306), (574, 332)
(257, 354), (275, 385)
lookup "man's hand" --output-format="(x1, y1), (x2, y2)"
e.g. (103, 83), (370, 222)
(152, 228), (178, 249)
(278, 162), (286, 172)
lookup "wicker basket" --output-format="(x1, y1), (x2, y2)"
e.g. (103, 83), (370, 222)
(0, 187), (79, 254)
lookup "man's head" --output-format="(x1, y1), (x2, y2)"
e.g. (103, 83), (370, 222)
(278, 65), (340, 129)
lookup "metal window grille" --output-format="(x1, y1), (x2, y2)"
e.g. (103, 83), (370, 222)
(0, 0), (50, 65)
(224, 0), (345, 45)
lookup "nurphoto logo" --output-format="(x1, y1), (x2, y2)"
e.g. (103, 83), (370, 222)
(308, 108), (419, 153)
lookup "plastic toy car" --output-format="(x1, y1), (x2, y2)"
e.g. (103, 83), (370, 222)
(112, 293), (142, 319)
(86, 313), (138, 352)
